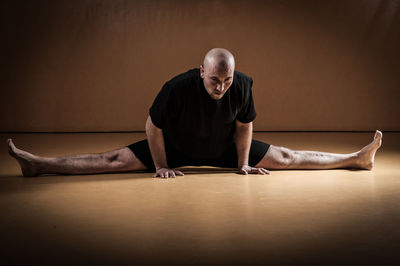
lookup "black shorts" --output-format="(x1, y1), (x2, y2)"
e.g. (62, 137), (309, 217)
(126, 139), (270, 172)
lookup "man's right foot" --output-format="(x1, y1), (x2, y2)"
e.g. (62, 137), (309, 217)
(7, 139), (40, 177)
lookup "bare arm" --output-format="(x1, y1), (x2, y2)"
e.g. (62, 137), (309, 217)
(145, 116), (184, 178)
(145, 115), (168, 169)
(235, 120), (270, 175)
(235, 120), (253, 167)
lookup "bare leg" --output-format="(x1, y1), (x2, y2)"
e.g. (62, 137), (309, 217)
(255, 130), (383, 170)
(7, 139), (147, 177)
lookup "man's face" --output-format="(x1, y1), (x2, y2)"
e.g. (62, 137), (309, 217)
(200, 64), (234, 100)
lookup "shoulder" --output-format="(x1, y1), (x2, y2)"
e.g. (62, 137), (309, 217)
(230, 70), (253, 100)
(232, 70), (253, 89)
(165, 68), (199, 90)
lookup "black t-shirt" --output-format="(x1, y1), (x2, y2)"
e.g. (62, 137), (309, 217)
(149, 68), (256, 160)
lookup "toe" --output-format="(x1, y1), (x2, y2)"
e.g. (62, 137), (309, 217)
(375, 130), (382, 139)
(6, 140), (18, 158)
(8, 139), (15, 148)
(7, 140), (13, 151)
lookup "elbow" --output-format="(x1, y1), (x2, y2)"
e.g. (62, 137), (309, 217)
(236, 120), (253, 130)
(235, 121), (253, 137)
(145, 116), (162, 136)
(145, 116), (151, 133)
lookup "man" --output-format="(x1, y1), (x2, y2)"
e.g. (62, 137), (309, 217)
(7, 48), (382, 178)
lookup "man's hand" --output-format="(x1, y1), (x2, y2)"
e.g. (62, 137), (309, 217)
(153, 168), (184, 178)
(238, 165), (270, 175)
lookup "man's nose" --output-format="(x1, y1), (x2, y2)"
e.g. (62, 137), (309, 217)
(217, 84), (224, 92)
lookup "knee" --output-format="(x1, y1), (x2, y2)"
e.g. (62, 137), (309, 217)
(103, 148), (144, 171)
(276, 147), (295, 168)
(104, 150), (124, 167)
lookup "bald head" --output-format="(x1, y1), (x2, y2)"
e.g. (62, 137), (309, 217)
(200, 48), (235, 100)
(203, 48), (235, 73)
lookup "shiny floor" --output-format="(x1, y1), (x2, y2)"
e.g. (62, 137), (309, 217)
(1, 132), (399, 265)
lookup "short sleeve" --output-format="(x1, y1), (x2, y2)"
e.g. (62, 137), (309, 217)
(236, 78), (256, 123)
(149, 82), (175, 129)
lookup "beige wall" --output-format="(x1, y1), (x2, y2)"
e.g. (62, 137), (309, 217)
(1, 0), (399, 132)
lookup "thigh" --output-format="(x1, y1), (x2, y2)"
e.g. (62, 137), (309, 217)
(212, 139), (271, 168)
(126, 140), (154, 171)
(126, 140), (188, 172)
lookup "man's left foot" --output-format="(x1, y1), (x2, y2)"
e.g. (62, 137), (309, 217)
(355, 130), (383, 170)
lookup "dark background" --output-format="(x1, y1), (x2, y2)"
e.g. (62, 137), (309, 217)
(1, 0), (399, 132)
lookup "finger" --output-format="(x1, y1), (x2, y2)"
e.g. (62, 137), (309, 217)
(254, 167), (267, 175)
(249, 168), (260, 174)
(175, 170), (184, 176)
(171, 171), (176, 178)
(240, 168), (248, 175)
(251, 168), (264, 175)
(248, 168), (259, 174)
(259, 168), (270, 175)
(262, 168), (271, 175)
(165, 172), (169, 178)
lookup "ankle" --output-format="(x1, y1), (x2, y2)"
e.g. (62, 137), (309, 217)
(353, 152), (373, 170)
(351, 152), (363, 168)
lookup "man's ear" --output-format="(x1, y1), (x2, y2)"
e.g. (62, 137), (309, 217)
(200, 64), (205, 78)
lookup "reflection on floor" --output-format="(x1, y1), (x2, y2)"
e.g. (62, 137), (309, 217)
(1, 132), (399, 265)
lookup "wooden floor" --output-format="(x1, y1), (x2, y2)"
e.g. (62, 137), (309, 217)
(1, 132), (399, 265)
